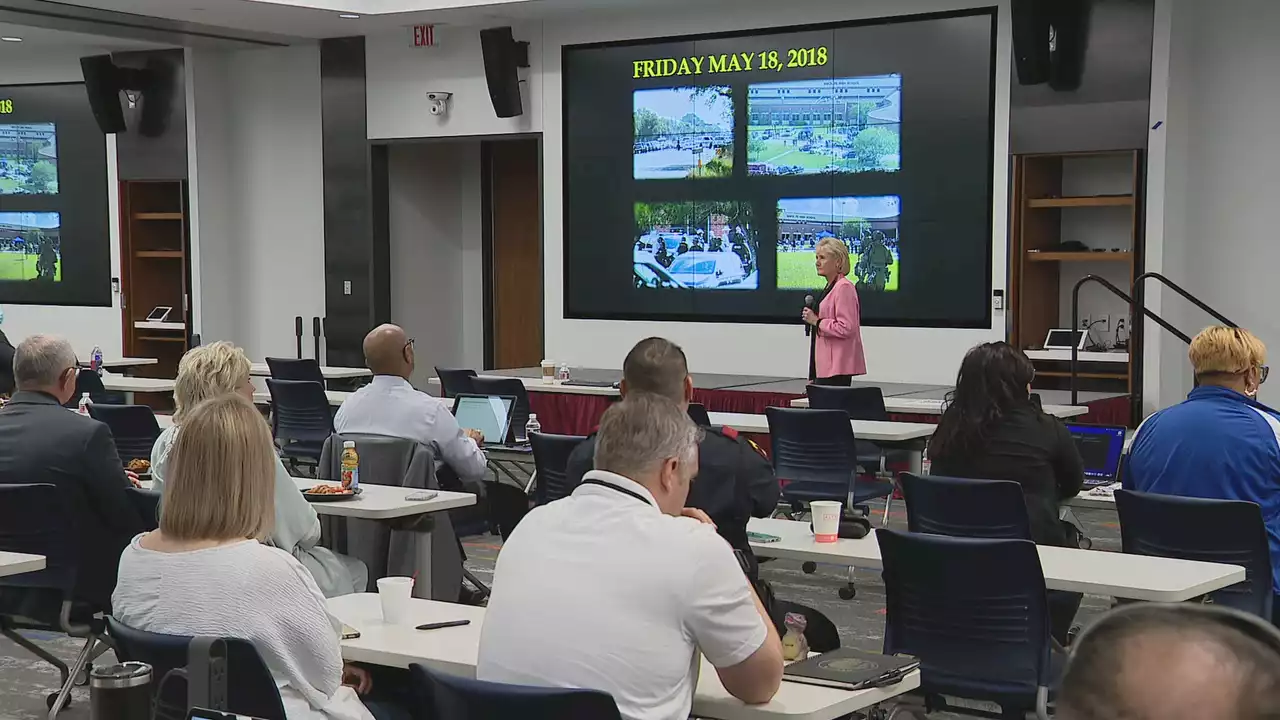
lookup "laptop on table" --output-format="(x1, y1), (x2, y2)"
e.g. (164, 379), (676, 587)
(451, 393), (518, 448)
(1066, 422), (1127, 487)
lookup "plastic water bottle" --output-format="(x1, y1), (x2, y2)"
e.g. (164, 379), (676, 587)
(340, 441), (359, 490)
(90, 345), (103, 373)
(77, 393), (92, 416)
(524, 414), (541, 443)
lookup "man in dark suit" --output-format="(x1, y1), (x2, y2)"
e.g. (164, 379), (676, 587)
(0, 334), (144, 608)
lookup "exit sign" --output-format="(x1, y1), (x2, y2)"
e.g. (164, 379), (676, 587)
(413, 25), (435, 47)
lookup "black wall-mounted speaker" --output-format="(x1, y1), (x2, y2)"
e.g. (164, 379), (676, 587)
(1011, 0), (1090, 90)
(80, 55), (127, 134)
(480, 26), (528, 118)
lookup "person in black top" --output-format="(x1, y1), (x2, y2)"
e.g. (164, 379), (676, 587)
(928, 341), (1085, 642)
(565, 337), (780, 575)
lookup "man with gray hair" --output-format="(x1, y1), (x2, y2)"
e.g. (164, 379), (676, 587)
(0, 334), (144, 608)
(478, 394), (784, 720)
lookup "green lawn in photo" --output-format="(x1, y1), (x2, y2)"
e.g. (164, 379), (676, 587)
(776, 251), (899, 291)
(0, 251), (60, 281)
(0, 177), (20, 193)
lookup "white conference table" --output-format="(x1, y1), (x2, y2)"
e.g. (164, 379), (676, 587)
(328, 593), (919, 720)
(747, 518), (1243, 603)
(250, 363), (372, 380)
(137, 477), (475, 520)
(427, 375), (620, 397)
(710, 411), (934, 476)
(252, 389), (353, 407)
(0, 552), (45, 578)
(99, 375), (175, 403)
(1063, 486), (1118, 511)
(790, 396), (1089, 419)
(79, 357), (158, 371)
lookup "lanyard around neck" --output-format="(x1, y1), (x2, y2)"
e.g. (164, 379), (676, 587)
(580, 478), (655, 508)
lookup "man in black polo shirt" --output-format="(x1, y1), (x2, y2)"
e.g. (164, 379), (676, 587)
(565, 337), (780, 572)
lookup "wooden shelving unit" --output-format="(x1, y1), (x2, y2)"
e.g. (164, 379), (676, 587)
(1009, 149), (1144, 410)
(119, 180), (190, 410)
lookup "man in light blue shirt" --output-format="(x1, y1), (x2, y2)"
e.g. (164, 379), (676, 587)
(334, 324), (488, 484)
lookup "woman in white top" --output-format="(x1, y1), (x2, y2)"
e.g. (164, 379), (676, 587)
(115, 394), (379, 720)
(149, 341), (365, 598)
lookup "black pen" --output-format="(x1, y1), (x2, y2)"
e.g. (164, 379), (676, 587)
(415, 619), (471, 631)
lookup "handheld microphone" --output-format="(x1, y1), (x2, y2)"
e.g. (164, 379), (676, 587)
(804, 294), (815, 337)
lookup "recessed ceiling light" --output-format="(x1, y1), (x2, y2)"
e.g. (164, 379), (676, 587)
(0, 37), (23, 42)
(338, 13), (360, 19)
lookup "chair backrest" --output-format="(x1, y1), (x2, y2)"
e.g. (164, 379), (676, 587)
(127, 487), (162, 531)
(435, 367), (478, 399)
(764, 407), (858, 485)
(265, 357), (325, 384)
(900, 473), (1033, 540)
(1115, 489), (1273, 618)
(529, 432), (587, 504)
(66, 369), (126, 407)
(877, 528), (1054, 708)
(0, 484), (77, 593)
(319, 433), (437, 488)
(88, 404), (162, 463)
(409, 663), (621, 720)
(469, 377), (531, 442)
(805, 384), (889, 421)
(687, 403), (712, 426)
(487, 481), (532, 541)
(266, 379), (335, 442)
(107, 618), (286, 720)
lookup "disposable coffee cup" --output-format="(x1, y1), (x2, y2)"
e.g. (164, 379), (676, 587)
(541, 359), (556, 384)
(377, 576), (414, 624)
(811, 501), (843, 543)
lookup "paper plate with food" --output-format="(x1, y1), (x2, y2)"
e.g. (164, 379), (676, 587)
(302, 483), (359, 502)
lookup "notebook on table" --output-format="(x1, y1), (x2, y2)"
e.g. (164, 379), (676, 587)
(783, 648), (919, 691)
(1066, 422), (1127, 487)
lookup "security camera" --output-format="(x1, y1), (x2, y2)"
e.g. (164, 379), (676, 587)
(426, 91), (453, 116)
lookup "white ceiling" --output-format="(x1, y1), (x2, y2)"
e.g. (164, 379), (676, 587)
(0, 20), (169, 50)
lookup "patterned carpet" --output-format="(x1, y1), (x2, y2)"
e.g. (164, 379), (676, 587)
(0, 500), (1123, 720)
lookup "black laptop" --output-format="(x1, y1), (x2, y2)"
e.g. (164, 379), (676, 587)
(1066, 422), (1127, 487)
(451, 393), (517, 448)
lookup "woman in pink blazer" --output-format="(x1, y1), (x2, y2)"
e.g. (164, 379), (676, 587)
(801, 238), (867, 385)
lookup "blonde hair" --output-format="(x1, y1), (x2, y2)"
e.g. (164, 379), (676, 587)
(1189, 326), (1267, 378)
(160, 394), (276, 541)
(173, 341), (251, 422)
(815, 237), (851, 277)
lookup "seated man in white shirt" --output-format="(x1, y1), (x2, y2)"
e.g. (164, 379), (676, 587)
(334, 324), (487, 486)
(477, 394), (783, 720)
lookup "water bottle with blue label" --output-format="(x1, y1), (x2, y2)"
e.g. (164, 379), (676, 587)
(91, 345), (103, 373)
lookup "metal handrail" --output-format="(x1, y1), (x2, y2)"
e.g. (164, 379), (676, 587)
(1068, 273), (1238, 406)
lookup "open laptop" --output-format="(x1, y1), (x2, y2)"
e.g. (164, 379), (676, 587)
(1043, 328), (1088, 351)
(451, 393), (516, 448)
(1066, 422), (1127, 487)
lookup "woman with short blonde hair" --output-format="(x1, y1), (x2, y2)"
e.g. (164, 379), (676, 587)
(115, 395), (380, 720)
(1189, 325), (1268, 393)
(801, 237), (867, 386)
(150, 341), (365, 598)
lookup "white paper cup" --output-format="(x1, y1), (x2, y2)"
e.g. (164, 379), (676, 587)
(811, 501), (843, 543)
(377, 576), (414, 624)
(541, 359), (556, 384)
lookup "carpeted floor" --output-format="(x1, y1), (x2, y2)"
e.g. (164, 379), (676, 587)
(0, 500), (1122, 720)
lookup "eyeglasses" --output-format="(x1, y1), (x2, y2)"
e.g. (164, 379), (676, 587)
(404, 338), (415, 352)
(1260, 365), (1270, 384)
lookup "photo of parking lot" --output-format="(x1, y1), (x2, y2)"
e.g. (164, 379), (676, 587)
(633, 87), (734, 179)
(633, 201), (757, 289)
(0, 212), (62, 281)
(776, 196), (900, 291)
(0, 123), (58, 195)
(747, 75), (900, 176)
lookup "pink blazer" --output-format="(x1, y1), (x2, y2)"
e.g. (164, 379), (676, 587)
(815, 276), (867, 378)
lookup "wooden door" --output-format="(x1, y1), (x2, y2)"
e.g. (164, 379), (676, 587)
(486, 139), (543, 369)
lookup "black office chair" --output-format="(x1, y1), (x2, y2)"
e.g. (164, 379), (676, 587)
(470, 377), (532, 443)
(878, 529), (1058, 720)
(1115, 490), (1273, 619)
(265, 357), (325, 384)
(529, 432), (587, 505)
(64, 369), (126, 407)
(765, 407), (893, 512)
(409, 662), (621, 720)
(900, 473), (1033, 540)
(436, 367), (478, 399)
(126, 487), (162, 531)
(88, 404), (162, 465)
(107, 619), (286, 720)
(805, 384), (889, 421)
(0, 484), (110, 715)
(687, 403), (712, 426)
(266, 379), (334, 471)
